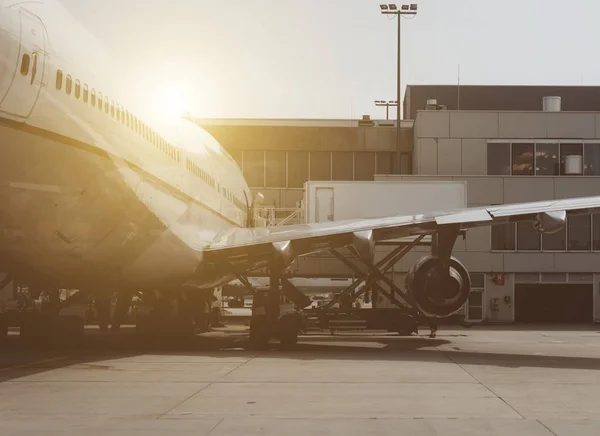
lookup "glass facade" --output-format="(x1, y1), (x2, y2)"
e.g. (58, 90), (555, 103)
(487, 141), (600, 177)
(235, 150), (402, 188)
(492, 215), (595, 252)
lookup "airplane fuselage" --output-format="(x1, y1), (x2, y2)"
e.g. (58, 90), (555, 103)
(0, 0), (250, 290)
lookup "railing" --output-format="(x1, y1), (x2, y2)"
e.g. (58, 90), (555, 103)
(254, 207), (304, 227)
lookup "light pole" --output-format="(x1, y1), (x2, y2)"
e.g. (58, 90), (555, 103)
(380, 4), (417, 170)
(374, 100), (397, 120)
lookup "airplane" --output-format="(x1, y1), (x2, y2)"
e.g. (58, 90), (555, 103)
(1, 0), (600, 347)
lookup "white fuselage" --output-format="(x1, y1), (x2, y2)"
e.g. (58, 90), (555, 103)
(0, 0), (251, 290)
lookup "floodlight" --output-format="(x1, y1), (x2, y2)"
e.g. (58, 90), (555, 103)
(410, 4), (418, 10)
(379, 4), (388, 10)
(389, 4), (397, 10)
(401, 4), (409, 10)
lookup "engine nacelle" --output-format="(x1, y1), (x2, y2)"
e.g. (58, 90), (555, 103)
(532, 210), (566, 234)
(405, 255), (471, 318)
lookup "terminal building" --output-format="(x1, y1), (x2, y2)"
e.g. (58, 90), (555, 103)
(194, 85), (600, 325)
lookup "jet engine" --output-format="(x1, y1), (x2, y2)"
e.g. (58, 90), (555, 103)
(532, 210), (566, 234)
(405, 255), (471, 318)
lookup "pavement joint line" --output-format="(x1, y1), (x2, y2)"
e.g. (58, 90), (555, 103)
(537, 419), (559, 435)
(0, 355), (70, 372)
(205, 417), (225, 436)
(156, 352), (260, 419)
(437, 346), (526, 420)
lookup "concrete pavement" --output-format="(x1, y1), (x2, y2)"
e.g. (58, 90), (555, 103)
(1, 327), (600, 435)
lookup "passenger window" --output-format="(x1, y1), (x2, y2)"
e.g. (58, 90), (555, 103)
(91, 89), (96, 106)
(126, 111), (130, 127)
(20, 54), (30, 76)
(83, 84), (89, 103)
(98, 92), (103, 110)
(110, 101), (114, 118)
(75, 79), (81, 99)
(30, 54), (38, 85)
(104, 97), (109, 114)
(66, 75), (72, 95)
(56, 70), (63, 90)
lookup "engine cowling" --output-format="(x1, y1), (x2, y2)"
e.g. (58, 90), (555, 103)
(405, 255), (471, 318)
(532, 210), (566, 234)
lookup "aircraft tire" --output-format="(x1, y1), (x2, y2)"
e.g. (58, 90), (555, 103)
(249, 315), (269, 350)
(396, 313), (417, 336)
(278, 315), (299, 349)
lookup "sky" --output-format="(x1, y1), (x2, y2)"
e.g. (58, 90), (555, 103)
(58, 0), (600, 120)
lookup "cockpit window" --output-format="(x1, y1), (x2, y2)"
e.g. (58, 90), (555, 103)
(20, 54), (30, 76)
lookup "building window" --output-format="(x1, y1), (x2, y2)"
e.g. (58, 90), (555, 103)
(242, 150), (265, 188)
(265, 151), (286, 188)
(593, 215), (600, 251)
(491, 223), (515, 250)
(517, 221), (540, 250)
(20, 54), (30, 76)
(287, 151), (308, 188)
(567, 214), (591, 250)
(487, 143), (510, 175)
(66, 75), (72, 95)
(584, 143), (600, 176)
(560, 143), (583, 175)
(470, 273), (485, 288)
(83, 84), (89, 103)
(542, 226), (566, 251)
(332, 152), (353, 181)
(535, 143), (559, 175)
(354, 152), (376, 181)
(511, 143), (534, 175)
(56, 70), (63, 90)
(309, 151), (331, 181)
(74, 79), (81, 99)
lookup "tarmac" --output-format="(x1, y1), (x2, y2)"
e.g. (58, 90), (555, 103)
(1, 325), (600, 435)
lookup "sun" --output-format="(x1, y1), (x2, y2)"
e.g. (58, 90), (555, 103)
(157, 86), (189, 119)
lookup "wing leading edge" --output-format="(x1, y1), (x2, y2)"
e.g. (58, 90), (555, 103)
(203, 195), (600, 271)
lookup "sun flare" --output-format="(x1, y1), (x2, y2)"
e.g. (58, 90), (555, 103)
(157, 86), (189, 119)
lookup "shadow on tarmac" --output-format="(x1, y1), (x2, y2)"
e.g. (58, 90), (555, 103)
(1, 325), (599, 384)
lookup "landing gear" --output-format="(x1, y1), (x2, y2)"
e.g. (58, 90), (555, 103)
(241, 272), (307, 350)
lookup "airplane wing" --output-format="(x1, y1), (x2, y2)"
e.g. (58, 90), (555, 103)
(203, 195), (600, 271)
